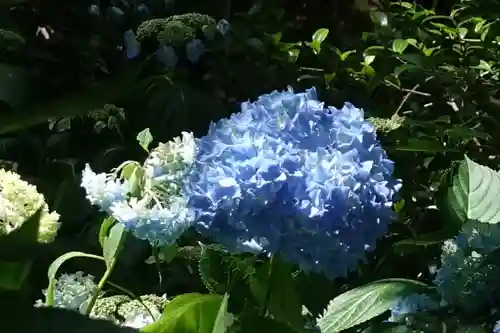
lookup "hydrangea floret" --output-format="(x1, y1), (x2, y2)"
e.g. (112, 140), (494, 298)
(184, 87), (402, 278)
(0, 168), (60, 243)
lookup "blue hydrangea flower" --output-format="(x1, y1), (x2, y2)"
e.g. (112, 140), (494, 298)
(156, 44), (178, 68)
(434, 220), (500, 311)
(388, 293), (440, 324)
(124, 30), (141, 59)
(216, 19), (230, 36)
(185, 39), (205, 63)
(184, 87), (402, 278)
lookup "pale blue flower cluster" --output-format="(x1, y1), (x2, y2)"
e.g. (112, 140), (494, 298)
(184, 87), (402, 278)
(36, 271), (97, 314)
(81, 132), (197, 245)
(434, 220), (500, 311)
(388, 293), (440, 324)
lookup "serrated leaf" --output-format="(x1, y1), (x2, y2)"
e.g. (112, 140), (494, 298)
(45, 251), (104, 306)
(141, 293), (223, 333)
(445, 155), (500, 226)
(316, 279), (427, 333)
(250, 258), (303, 328)
(137, 128), (153, 152)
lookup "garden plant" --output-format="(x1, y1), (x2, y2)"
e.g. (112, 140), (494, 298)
(2, 0), (500, 332)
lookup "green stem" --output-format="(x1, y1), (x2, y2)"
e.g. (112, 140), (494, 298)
(83, 257), (116, 316)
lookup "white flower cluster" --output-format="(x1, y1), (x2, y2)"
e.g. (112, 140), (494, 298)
(0, 168), (60, 243)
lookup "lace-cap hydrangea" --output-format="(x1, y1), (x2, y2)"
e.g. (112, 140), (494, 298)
(184, 87), (402, 279)
(0, 168), (60, 243)
(81, 132), (197, 245)
(434, 220), (500, 311)
(36, 271), (97, 313)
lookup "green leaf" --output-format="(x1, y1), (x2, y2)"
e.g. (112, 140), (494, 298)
(311, 28), (329, 54)
(211, 293), (233, 333)
(0, 64), (143, 135)
(137, 128), (154, 152)
(160, 243), (179, 264)
(392, 39), (409, 54)
(0, 260), (32, 290)
(45, 251), (104, 306)
(444, 155), (500, 226)
(316, 279), (427, 333)
(103, 223), (126, 268)
(141, 293), (224, 333)
(98, 217), (115, 249)
(312, 28), (329, 44)
(250, 257), (303, 328)
(0, 63), (29, 110)
(458, 27), (468, 38)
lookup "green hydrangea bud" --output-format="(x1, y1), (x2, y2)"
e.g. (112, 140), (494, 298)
(0, 168), (60, 243)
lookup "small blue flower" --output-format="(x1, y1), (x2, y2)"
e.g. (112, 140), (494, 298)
(185, 39), (205, 63)
(156, 44), (178, 68)
(184, 87), (402, 279)
(124, 30), (141, 59)
(388, 294), (440, 324)
(216, 19), (230, 36)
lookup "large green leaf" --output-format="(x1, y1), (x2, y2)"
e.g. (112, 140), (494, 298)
(141, 293), (224, 333)
(316, 279), (427, 333)
(444, 155), (500, 226)
(0, 64), (142, 135)
(103, 223), (126, 268)
(250, 257), (303, 328)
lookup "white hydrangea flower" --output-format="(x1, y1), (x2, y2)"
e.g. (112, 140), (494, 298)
(81, 164), (130, 212)
(145, 131), (196, 182)
(0, 168), (60, 243)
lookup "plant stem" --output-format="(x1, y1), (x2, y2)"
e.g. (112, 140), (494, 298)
(83, 257), (116, 316)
